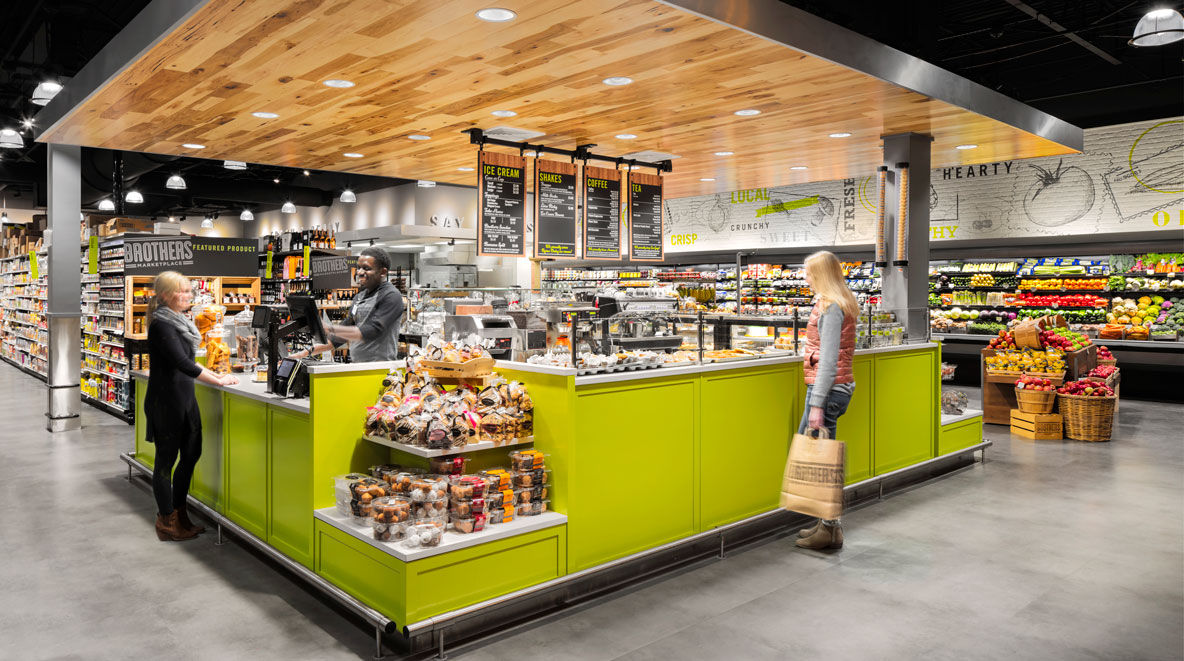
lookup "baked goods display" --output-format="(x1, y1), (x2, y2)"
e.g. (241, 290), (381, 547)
(370, 496), (412, 541)
(526, 349), (667, 374)
(334, 474), (398, 522)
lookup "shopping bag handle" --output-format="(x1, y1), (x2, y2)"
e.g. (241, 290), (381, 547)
(803, 426), (830, 439)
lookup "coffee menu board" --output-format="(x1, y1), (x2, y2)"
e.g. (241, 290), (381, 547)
(582, 165), (622, 260)
(628, 172), (664, 261)
(477, 151), (527, 256)
(534, 159), (578, 259)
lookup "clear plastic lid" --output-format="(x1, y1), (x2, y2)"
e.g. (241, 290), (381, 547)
(452, 513), (487, 534)
(370, 496), (412, 525)
(485, 487), (518, 509)
(488, 504), (515, 524)
(480, 468), (513, 490)
(409, 474), (450, 502)
(369, 464), (402, 482)
(512, 468), (551, 488)
(516, 499), (550, 517)
(448, 475), (487, 500)
(508, 449), (547, 471)
(410, 497), (448, 521)
(387, 469), (425, 493)
(403, 522), (444, 549)
(449, 498), (487, 519)
(371, 519), (409, 542)
(517, 484), (550, 502)
(334, 473), (370, 490)
(430, 456), (469, 475)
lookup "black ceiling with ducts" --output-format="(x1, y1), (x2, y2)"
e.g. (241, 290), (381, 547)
(0, 1), (1180, 214)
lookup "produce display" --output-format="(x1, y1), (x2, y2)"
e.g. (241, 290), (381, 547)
(1039, 327), (1092, 352)
(1019, 277), (1107, 291)
(985, 347), (1066, 375)
(1057, 379), (1115, 397)
(1015, 293), (1106, 308)
(1014, 375), (1055, 391)
(987, 330), (1017, 350)
(1096, 346), (1114, 361)
(1088, 365), (1118, 380)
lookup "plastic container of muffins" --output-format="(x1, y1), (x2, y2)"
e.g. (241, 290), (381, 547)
(516, 498), (550, 517)
(508, 449), (548, 471)
(452, 513), (487, 534)
(402, 522), (444, 549)
(512, 468), (550, 489)
(333, 473), (370, 517)
(370, 496), (412, 541)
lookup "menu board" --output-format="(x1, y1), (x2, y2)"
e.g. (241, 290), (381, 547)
(477, 151), (527, 256)
(534, 160), (578, 259)
(628, 172), (663, 262)
(582, 165), (622, 260)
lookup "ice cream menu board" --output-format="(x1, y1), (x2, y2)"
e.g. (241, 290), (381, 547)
(534, 160), (579, 259)
(478, 151), (527, 256)
(582, 165), (622, 260)
(628, 172), (663, 261)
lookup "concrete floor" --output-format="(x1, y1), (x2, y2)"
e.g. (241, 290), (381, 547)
(1, 362), (1181, 661)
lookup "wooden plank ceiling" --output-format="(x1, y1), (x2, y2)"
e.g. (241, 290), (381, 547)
(39, 0), (1080, 198)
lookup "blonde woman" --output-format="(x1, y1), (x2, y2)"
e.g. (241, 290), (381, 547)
(795, 251), (859, 551)
(144, 271), (239, 541)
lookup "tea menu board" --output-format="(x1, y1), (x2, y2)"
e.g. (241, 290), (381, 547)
(628, 172), (663, 262)
(478, 151), (527, 257)
(583, 165), (622, 260)
(534, 160), (578, 259)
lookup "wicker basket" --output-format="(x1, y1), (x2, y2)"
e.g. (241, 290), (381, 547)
(1097, 357), (1117, 367)
(1015, 388), (1055, 413)
(1057, 393), (1116, 442)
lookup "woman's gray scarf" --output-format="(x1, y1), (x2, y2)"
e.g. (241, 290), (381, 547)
(153, 305), (202, 349)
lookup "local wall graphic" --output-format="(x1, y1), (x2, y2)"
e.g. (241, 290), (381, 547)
(124, 236), (258, 276)
(664, 117), (1183, 253)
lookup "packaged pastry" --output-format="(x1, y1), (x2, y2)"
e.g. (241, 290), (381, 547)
(376, 393), (400, 409)
(412, 495), (448, 520)
(485, 487), (517, 509)
(333, 473), (370, 517)
(393, 413), (427, 446)
(377, 409), (399, 438)
(513, 468), (551, 488)
(507, 381), (525, 408)
(518, 484), (549, 503)
(388, 470), (424, 494)
(348, 476), (394, 521)
(402, 522), (444, 549)
(380, 369), (402, 391)
(481, 468), (513, 490)
(452, 513), (486, 534)
(518, 391), (534, 411)
(509, 449), (547, 471)
(448, 475), (486, 499)
(518, 410), (534, 437)
(457, 386), (478, 411)
(425, 418), (451, 449)
(479, 410), (509, 444)
(363, 407), (383, 436)
(516, 499), (549, 517)
(430, 456), (469, 476)
(488, 504), (514, 524)
(370, 496), (412, 541)
(449, 497), (486, 518)
(409, 475), (450, 501)
(369, 463), (402, 483)
(475, 385), (502, 413)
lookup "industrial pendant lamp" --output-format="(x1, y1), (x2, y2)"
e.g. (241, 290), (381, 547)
(281, 200), (296, 214)
(98, 199), (116, 211)
(340, 189), (357, 203)
(201, 215), (214, 229)
(31, 81), (62, 106)
(0, 129), (24, 148)
(166, 174), (187, 190)
(125, 190), (144, 204)
(240, 208), (254, 221)
(1130, 8), (1184, 46)
(1, 197), (8, 224)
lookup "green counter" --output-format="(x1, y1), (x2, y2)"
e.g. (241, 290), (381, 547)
(133, 342), (969, 629)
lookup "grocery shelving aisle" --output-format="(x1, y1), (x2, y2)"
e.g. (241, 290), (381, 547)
(1, 357), (1180, 659)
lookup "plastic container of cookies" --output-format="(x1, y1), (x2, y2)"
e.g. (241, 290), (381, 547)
(448, 475), (487, 500)
(487, 504), (515, 525)
(409, 474), (450, 502)
(369, 464), (402, 484)
(516, 498), (550, 517)
(410, 494), (448, 521)
(387, 469), (424, 494)
(512, 468), (551, 489)
(347, 476), (394, 521)
(480, 468), (513, 490)
(517, 484), (549, 503)
(508, 449), (547, 471)
(370, 496), (412, 541)
(452, 513), (487, 534)
(333, 473), (370, 517)
(430, 456), (469, 476)
(485, 487), (518, 509)
(402, 522), (444, 549)
(449, 497), (487, 519)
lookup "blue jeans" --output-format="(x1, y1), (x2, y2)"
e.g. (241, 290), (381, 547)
(798, 385), (854, 440)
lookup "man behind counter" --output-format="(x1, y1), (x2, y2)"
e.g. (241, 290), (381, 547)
(295, 247), (404, 362)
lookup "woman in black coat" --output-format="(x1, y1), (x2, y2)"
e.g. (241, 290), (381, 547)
(145, 271), (238, 541)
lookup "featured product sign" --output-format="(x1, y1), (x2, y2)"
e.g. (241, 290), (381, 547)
(583, 165), (622, 260)
(124, 235), (258, 276)
(628, 172), (663, 261)
(310, 255), (358, 290)
(477, 151), (527, 256)
(534, 159), (578, 259)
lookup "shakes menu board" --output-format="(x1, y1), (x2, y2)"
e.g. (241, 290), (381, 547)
(628, 172), (663, 261)
(534, 159), (578, 259)
(583, 165), (622, 260)
(478, 151), (527, 256)
(124, 235), (257, 276)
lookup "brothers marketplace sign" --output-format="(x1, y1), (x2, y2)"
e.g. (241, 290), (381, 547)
(662, 117), (1183, 253)
(124, 235), (258, 276)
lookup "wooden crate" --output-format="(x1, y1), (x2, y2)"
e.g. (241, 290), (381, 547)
(1010, 410), (1063, 440)
(1064, 345), (1097, 380)
(419, 357), (496, 385)
(981, 348), (1065, 425)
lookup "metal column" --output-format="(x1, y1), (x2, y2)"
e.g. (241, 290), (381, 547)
(881, 134), (931, 341)
(46, 144), (82, 432)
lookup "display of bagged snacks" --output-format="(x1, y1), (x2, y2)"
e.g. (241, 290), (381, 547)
(508, 449), (547, 471)
(487, 504), (514, 524)
(512, 468), (550, 488)
(402, 521), (444, 549)
(333, 473), (370, 517)
(516, 499), (550, 517)
(449, 497), (487, 518)
(348, 476), (395, 521)
(449, 475), (487, 500)
(430, 456), (469, 476)
(517, 484), (549, 503)
(370, 496), (412, 541)
(452, 513), (487, 534)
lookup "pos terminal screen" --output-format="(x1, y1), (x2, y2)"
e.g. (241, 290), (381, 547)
(285, 295), (329, 345)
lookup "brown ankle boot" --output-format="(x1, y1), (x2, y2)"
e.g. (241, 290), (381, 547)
(155, 511), (199, 542)
(176, 504), (206, 535)
(795, 522), (843, 550)
(798, 519), (821, 538)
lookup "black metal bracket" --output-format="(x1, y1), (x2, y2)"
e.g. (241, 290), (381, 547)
(464, 129), (672, 173)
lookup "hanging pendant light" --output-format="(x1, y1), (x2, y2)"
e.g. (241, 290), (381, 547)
(98, 199), (116, 211)
(281, 200), (296, 214)
(240, 208), (255, 221)
(31, 81), (63, 106)
(166, 174), (187, 190)
(340, 189), (357, 203)
(0, 129), (24, 148)
(125, 190), (144, 204)
(1, 197), (8, 224)
(1130, 8), (1184, 46)
(223, 160), (248, 170)
(200, 216), (214, 229)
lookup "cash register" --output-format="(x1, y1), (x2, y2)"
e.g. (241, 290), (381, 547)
(257, 294), (328, 398)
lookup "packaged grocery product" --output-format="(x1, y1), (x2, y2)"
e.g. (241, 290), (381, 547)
(409, 475), (450, 501)
(449, 475), (487, 500)
(411, 494), (448, 520)
(452, 513), (487, 534)
(370, 496), (412, 541)
(517, 484), (549, 503)
(369, 463), (402, 483)
(348, 476), (395, 521)
(450, 497), (487, 518)
(402, 522), (444, 549)
(388, 470), (424, 494)
(485, 487), (517, 509)
(430, 456), (468, 476)
(516, 499), (550, 517)
(508, 449), (547, 471)
(333, 473), (370, 517)
(487, 504), (515, 524)
(512, 468), (551, 488)
(480, 468), (513, 490)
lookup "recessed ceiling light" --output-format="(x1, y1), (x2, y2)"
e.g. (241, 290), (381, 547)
(828, 132), (852, 138)
(251, 111), (279, 119)
(790, 166), (808, 170)
(458, 167), (475, 171)
(602, 76), (633, 86)
(408, 134), (431, 141)
(700, 177), (715, 182)
(714, 151), (734, 156)
(323, 79), (355, 88)
(734, 109), (760, 116)
(476, 8), (517, 22)
(223, 160), (247, 170)
(523, 150), (536, 157)
(343, 152), (364, 158)
(615, 134), (637, 140)
(418, 180), (436, 187)
(491, 110), (517, 117)
(182, 143), (205, 150)
(956, 144), (978, 150)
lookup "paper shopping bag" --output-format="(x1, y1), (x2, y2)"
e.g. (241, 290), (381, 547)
(780, 428), (845, 520)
